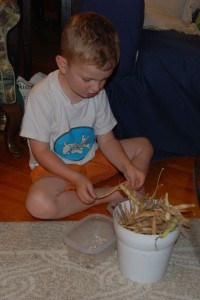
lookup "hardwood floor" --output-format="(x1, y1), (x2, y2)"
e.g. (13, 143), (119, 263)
(0, 131), (200, 222)
(1, 16), (199, 222)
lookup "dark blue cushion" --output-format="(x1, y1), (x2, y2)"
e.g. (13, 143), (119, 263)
(108, 30), (200, 158)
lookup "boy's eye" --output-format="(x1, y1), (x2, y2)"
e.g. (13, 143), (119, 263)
(83, 78), (91, 82)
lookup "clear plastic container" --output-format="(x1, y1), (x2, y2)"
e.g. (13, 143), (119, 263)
(63, 214), (116, 268)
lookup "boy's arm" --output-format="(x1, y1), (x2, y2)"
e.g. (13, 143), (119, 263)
(97, 131), (145, 189)
(29, 139), (96, 203)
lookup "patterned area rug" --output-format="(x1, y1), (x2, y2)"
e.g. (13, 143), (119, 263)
(0, 219), (200, 300)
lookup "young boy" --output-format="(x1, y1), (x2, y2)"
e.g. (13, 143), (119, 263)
(20, 12), (153, 219)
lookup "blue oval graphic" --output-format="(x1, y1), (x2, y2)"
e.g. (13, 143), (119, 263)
(54, 127), (95, 161)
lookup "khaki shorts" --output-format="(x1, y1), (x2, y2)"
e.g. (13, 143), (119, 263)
(30, 149), (119, 190)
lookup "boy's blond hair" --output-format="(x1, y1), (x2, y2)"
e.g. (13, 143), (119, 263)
(60, 12), (120, 71)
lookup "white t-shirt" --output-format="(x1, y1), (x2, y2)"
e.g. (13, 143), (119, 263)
(20, 70), (117, 169)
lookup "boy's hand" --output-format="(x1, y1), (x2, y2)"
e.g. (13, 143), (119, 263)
(123, 164), (145, 190)
(73, 174), (97, 204)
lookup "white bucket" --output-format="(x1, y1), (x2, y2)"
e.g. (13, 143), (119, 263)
(113, 199), (181, 283)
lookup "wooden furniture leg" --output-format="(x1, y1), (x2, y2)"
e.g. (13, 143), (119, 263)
(0, 103), (24, 157)
(22, 0), (32, 80)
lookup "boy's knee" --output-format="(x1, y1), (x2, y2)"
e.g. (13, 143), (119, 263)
(141, 137), (154, 156)
(26, 190), (56, 220)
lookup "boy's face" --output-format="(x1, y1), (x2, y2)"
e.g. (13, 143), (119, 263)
(57, 56), (113, 103)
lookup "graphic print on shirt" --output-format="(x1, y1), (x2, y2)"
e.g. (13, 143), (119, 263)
(54, 127), (95, 161)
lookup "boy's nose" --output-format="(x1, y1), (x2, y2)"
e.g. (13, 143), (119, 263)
(91, 82), (101, 92)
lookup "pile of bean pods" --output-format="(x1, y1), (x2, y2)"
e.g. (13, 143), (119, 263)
(99, 179), (195, 237)
(115, 188), (194, 237)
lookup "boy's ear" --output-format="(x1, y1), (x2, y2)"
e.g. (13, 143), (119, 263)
(56, 55), (67, 73)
